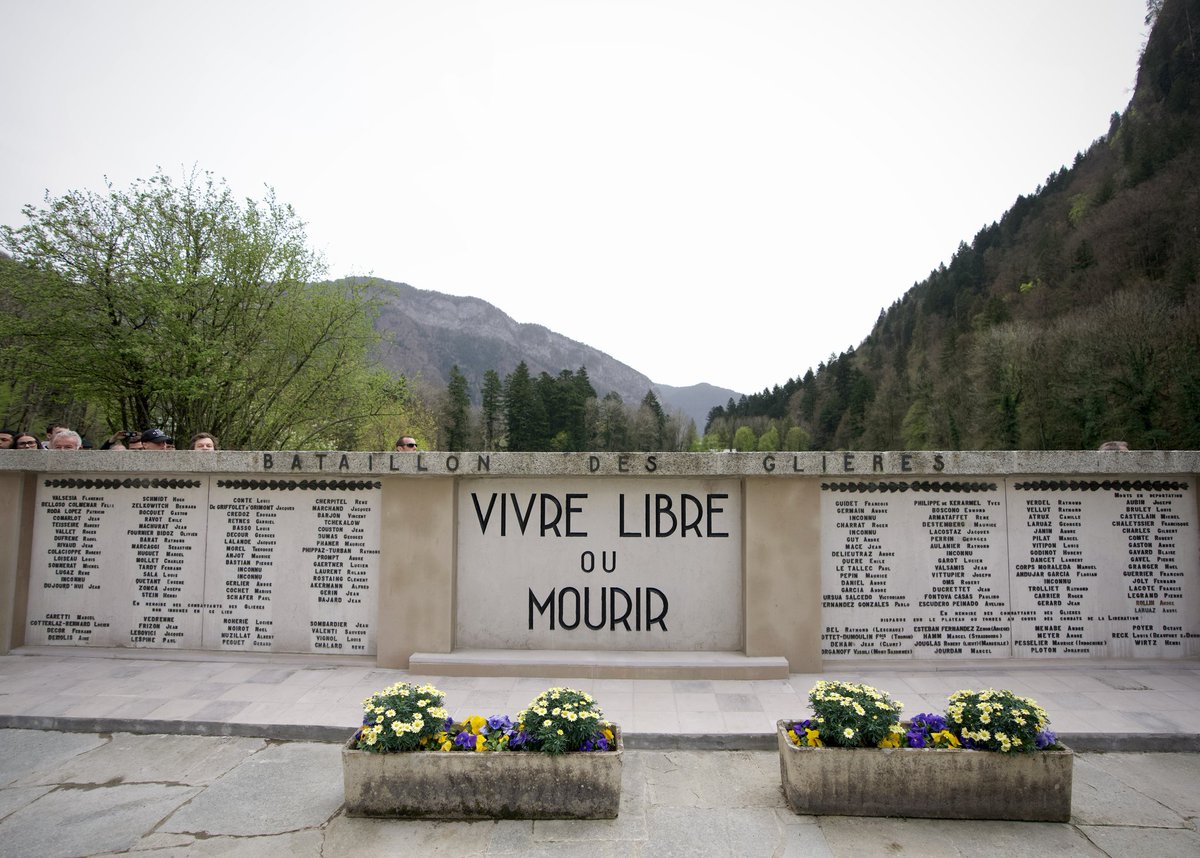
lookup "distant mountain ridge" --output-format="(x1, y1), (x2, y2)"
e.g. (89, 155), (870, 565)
(359, 278), (741, 428)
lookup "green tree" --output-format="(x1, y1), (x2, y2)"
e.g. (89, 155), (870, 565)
(632, 390), (668, 450)
(595, 391), (630, 451)
(784, 425), (811, 451)
(479, 369), (503, 450)
(0, 169), (392, 449)
(442, 364), (470, 451)
(756, 424), (780, 452)
(502, 361), (545, 451)
(732, 425), (757, 451)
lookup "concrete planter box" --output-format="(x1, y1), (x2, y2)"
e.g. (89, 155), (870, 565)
(342, 727), (623, 819)
(777, 721), (1072, 822)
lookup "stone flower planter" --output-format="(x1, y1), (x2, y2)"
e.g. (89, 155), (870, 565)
(777, 721), (1072, 822)
(342, 727), (623, 819)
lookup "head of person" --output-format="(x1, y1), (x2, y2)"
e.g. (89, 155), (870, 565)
(1098, 440), (1130, 451)
(395, 435), (418, 452)
(0, 429), (16, 449)
(189, 432), (218, 451)
(13, 432), (39, 449)
(45, 423), (67, 443)
(139, 428), (173, 450)
(49, 430), (83, 450)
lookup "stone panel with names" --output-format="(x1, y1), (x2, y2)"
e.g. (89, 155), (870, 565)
(26, 475), (380, 655)
(1007, 478), (1199, 658)
(27, 476), (208, 648)
(205, 479), (381, 654)
(821, 481), (1010, 659)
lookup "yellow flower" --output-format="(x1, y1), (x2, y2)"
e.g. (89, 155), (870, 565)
(843, 728), (855, 739)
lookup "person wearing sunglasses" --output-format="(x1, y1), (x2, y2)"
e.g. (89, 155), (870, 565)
(395, 435), (419, 451)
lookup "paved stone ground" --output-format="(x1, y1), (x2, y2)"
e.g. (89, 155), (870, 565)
(0, 729), (1196, 857)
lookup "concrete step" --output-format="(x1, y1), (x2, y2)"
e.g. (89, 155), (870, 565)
(407, 649), (790, 680)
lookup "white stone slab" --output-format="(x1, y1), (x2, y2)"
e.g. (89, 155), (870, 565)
(26, 475), (208, 648)
(25, 474), (381, 656)
(204, 478), (380, 655)
(455, 477), (742, 650)
(1007, 476), (1198, 658)
(820, 480), (1009, 659)
(820, 475), (1200, 660)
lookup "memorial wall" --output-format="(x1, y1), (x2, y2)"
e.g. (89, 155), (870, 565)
(23, 475), (380, 655)
(1, 451), (1197, 670)
(820, 477), (1198, 659)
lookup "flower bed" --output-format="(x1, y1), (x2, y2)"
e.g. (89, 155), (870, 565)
(777, 682), (1073, 822)
(342, 683), (622, 818)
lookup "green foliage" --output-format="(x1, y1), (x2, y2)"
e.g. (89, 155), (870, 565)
(0, 169), (397, 449)
(807, 680), (903, 749)
(945, 688), (1049, 753)
(732, 425), (756, 451)
(703, 2), (1200, 452)
(633, 390), (668, 450)
(501, 361), (544, 451)
(480, 369), (503, 450)
(442, 364), (470, 450)
(756, 425), (780, 452)
(784, 425), (810, 451)
(356, 681), (449, 753)
(516, 686), (609, 755)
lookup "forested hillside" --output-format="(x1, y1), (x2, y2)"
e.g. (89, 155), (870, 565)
(710, 0), (1200, 451)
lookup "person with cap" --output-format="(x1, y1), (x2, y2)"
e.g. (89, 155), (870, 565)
(139, 428), (174, 450)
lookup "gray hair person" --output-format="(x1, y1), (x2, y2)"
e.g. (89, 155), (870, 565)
(49, 429), (84, 450)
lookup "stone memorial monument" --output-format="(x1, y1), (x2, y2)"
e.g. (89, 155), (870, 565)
(0, 449), (1195, 678)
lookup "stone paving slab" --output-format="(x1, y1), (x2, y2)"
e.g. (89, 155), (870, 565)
(0, 730), (1198, 857)
(159, 742), (344, 837)
(0, 781), (200, 858)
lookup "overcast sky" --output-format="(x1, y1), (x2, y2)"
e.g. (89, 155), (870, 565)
(1, 1), (1148, 395)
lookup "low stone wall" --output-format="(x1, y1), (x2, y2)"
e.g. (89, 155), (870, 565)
(1, 450), (1196, 674)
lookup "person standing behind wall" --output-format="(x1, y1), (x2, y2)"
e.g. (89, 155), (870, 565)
(189, 433), (218, 450)
(12, 432), (39, 449)
(395, 434), (418, 451)
(49, 430), (83, 450)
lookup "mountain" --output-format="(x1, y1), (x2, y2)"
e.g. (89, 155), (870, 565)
(362, 278), (740, 426)
(717, 0), (1200, 451)
(655, 382), (743, 430)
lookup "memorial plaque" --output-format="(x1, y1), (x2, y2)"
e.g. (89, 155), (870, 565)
(455, 477), (742, 650)
(1007, 478), (1199, 658)
(27, 474), (381, 655)
(821, 481), (1010, 659)
(27, 476), (207, 648)
(206, 479), (381, 654)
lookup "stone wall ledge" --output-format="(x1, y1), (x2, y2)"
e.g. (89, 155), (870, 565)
(2, 449), (1197, 478)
